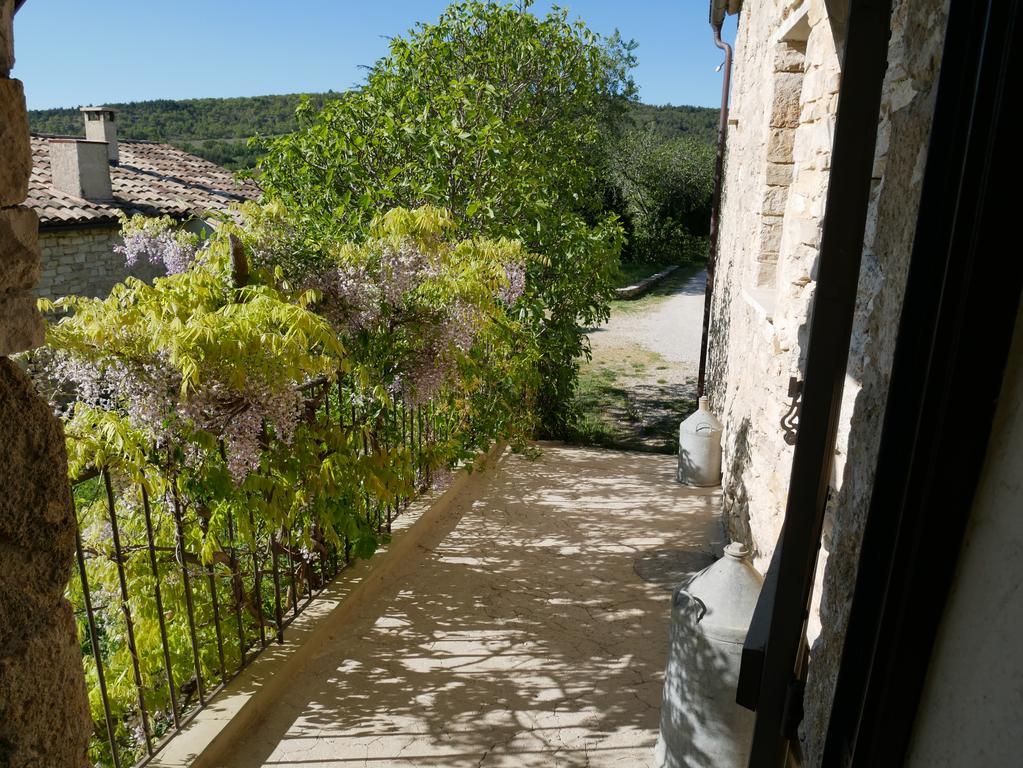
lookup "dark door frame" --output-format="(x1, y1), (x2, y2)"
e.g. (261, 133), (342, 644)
(822, 0), (1021, 763)
(737, 0), (896, 764)
(738, 0), (1022, 765)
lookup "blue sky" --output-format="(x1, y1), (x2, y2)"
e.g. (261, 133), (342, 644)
(13, 1), (737, 111)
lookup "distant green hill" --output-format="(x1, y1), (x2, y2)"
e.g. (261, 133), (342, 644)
(626, 102), (719, 144)
(29, 93), (717, 171)
(28, 93), (342, 170)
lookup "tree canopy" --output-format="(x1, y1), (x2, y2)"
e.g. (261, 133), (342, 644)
(256, 0), (638, 431)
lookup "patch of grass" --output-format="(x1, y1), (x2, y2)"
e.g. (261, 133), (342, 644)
(565, 412), (621, 449)
(566, 347), (697, 454)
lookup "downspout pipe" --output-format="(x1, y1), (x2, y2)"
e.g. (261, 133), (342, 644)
(697, 5), (734, 399)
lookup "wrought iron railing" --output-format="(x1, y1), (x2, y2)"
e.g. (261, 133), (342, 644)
(70, 376), (449, 767)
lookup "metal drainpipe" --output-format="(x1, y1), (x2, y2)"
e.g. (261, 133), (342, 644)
(697, 18), (733, 399)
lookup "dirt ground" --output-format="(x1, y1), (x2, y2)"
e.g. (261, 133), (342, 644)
(571, 267), (705, 453)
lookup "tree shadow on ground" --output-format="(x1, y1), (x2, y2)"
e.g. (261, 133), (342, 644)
(222, 445), (726, 767)
(567, 379), (698, 454)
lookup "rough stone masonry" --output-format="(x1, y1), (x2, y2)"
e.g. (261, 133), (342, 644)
(706, 0), (948, 763)
(0, 0), (92, 764)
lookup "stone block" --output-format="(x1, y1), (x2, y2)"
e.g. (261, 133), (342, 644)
(1, 0), (13, 75)
(767, 128), (795, 163)
(754, 260), (778, 288)
(791, 242), (820, 274)
(793, 119), (835, 165)
(793, 167), (829, 197)
(766, 162), (795, 187)
(773, 42), (806, 73)
(801, 94), (835, 124)
(806, 0), (827, 28)
(0, 290), (44, 355)
(770, 72), (803, 128)
(763, 185), (790, 217)
(799, 98), (816, 124)
(761, 218), (784, 253)
(785, 216), (822, 249)
(805, 22), (841, 69)
(804, 65), (827, 100)
(825, 70), (843, 95)
(0, 205), (40, 293)
(0, 77), (31, 206)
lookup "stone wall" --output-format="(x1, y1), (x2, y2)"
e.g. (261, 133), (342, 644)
(707, 0), (846, 574)
(707, 0), (948, 763)
(800, 0), (948, 760)
(38, 226), (165, 299)
(0, 0), (92, 764)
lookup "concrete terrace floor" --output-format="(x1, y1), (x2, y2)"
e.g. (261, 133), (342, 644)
(226, 443), (723, 767)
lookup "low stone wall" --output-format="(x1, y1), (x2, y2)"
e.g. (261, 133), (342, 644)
(615, 264), (679, 299)
(38, 226), (166, 299)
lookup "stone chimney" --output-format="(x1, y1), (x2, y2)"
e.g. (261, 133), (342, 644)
(48, 138), (113, 200)
(81, 105), (118, 163)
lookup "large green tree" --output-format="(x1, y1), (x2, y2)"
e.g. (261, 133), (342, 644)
(257, 0), (636, 432)
(604, 129), (715, 263)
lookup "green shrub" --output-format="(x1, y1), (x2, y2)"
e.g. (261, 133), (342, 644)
(36, 206), (538, 763)
(256, 0), (636, 433)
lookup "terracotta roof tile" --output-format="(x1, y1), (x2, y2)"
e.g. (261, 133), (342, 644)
(29, 135), (261, 227)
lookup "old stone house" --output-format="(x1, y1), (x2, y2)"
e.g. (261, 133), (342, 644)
(28, 106), (260, 299)
(704, 0), (1020, 765)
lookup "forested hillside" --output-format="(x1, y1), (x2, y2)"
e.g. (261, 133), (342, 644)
(28, 93), (341, 170)
(29, 93), (717, 170)
(627, 102), (718, 144)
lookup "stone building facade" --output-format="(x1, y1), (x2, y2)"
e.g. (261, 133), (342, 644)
(706, 0), (949, 761)
(1, 0), (92, 764)
(37, 226), (164, 299)
(708, 0), (851, 577)
(28, 119), (259, 300)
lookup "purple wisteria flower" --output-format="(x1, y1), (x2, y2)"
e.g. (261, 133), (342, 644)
(117, 230), (198, 274)
(114, 214), (200, 275)
(500, 261), (526, 305)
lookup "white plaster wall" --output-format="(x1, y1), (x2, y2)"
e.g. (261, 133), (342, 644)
(905, 305), (1023, 766)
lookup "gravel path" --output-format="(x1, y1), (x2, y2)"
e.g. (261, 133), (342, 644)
(591, 268), (707, 365)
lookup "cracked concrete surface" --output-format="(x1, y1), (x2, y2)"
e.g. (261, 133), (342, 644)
(225, 443), (723, 767)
